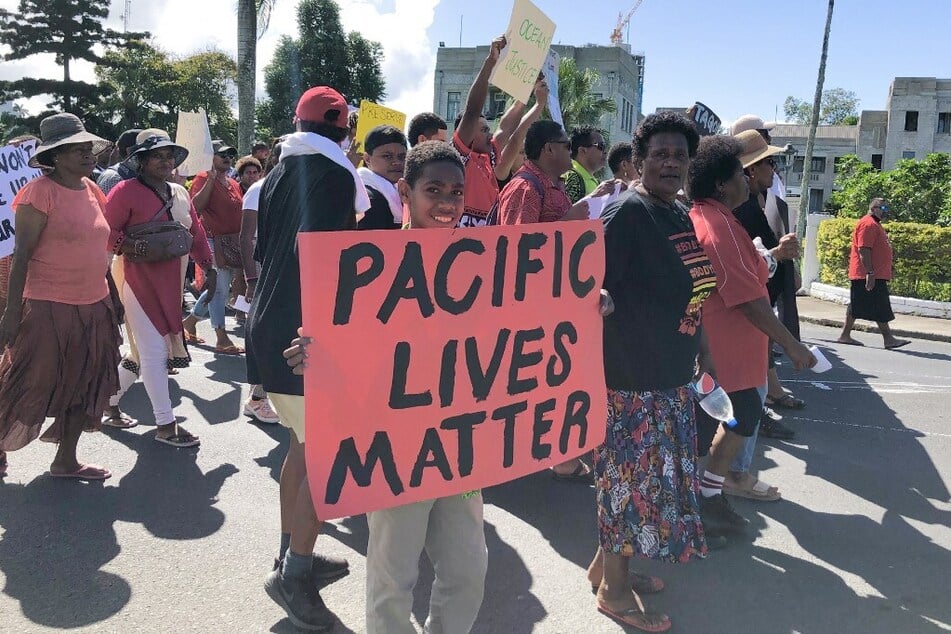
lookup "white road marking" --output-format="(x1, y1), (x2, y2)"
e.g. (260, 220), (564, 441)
(811, 382), (832, 390)
(789, 415), (951, 439)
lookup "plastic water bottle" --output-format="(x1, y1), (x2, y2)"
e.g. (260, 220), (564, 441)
(694, 373), (738, 428)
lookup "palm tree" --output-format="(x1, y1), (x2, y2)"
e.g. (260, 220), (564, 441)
(237, 0), (277, 154)
(557, 57), (617, 136)
(796, 0), (835, 238)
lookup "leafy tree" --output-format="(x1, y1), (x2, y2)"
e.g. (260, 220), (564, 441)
(96, 44), (238, 142)
(258, 0), (384, 138)
(0, 0), (148, 117)
(236, 0), (278, 153)
(827, 153), (951, 225)
(96, 44), (180, 133)
(0, 103), (30, 142)
(784, 87), (858, 125)
(557, 57), (617, 136)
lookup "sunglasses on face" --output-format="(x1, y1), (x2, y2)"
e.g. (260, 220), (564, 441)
(216, 153), (236, 160)
(586, 142), (606, 151)
(549, 139), (571, 147)
(874, 204), (890, 212)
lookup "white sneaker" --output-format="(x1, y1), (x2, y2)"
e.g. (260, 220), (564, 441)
(244, 398), (280, 424)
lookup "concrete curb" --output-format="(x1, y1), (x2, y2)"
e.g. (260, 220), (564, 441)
(798, 313), (951, 343)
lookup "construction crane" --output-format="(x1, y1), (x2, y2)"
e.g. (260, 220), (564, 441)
(610, 0), (645, 46)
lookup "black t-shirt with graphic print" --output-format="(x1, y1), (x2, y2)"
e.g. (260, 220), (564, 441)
(601, 191), (716, 391)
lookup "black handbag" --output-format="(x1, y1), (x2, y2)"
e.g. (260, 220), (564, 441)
(124, 180), (193, 263)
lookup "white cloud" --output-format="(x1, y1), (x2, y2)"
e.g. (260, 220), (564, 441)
(0, 0), (440, 122)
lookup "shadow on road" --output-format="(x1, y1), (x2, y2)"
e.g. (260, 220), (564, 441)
(0, 428), (238, 629)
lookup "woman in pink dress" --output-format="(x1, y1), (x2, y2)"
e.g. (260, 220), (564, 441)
(103, 130), (217, 448)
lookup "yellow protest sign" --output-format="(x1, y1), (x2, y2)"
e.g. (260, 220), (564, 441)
(354, 100), (407, 150)
(490, 0), (556, 104)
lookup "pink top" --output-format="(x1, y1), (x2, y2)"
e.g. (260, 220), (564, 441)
(13, 176), (110, 305)
(104, 178), (213, 336)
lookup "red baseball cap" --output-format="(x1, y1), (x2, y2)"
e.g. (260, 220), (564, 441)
(295, 86), (349, 129)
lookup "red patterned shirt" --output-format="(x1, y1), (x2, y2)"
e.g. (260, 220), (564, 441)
(497, 160), (571, 225)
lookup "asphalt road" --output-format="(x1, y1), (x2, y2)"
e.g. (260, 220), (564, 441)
(1, 322), (949, 633)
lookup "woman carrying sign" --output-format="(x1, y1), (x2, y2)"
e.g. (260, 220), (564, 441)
(0, 114), (121, 480)
(103, 130), (217, 448)
(589, 112), (713, 632)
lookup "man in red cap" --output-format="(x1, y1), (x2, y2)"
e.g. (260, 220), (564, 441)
(249, 85), (368, 630)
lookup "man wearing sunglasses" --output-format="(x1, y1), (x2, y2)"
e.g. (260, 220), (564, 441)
(563, 125), (607, 203)
(837, 198), (910, 349)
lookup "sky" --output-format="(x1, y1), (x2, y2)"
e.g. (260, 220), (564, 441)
(1, 0), (949, 129)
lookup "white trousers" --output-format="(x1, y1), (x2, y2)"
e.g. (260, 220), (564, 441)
(366, 493), (488, 634)
(108, 283), (175, 426)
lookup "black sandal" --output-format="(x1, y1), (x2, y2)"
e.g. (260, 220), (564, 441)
(765, 393), (805, 409)
(551, 462), (594, 483)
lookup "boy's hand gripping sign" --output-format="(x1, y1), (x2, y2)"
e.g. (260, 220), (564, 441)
(299, 221), (607, 520)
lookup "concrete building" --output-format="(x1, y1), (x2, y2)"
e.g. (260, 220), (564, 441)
(433, 43), (645, 143)
(770, 76), (951, 213)
(770, 124), (859, 213)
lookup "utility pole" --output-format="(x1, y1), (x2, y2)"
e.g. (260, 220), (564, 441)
(797, 0), (835, 239)
(122, 0), (132, 32)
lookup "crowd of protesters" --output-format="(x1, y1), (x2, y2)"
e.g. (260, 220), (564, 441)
(0, 29), (911, 633)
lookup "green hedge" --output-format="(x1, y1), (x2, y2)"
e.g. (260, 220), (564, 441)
(816, 218), (951, 302)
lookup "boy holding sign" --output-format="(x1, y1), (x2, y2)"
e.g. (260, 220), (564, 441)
(285, 141), (487, 633)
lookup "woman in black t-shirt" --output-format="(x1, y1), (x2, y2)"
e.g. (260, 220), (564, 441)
(588, 113), (712, 632)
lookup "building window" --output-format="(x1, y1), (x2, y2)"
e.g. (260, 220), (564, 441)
(871, 154), (883, 170)
(938, 112), (951, 134)
(808, 188), (824, 213)
(810, 157), (826, 172)
(490, 91), (507, 119)
(904, 111), (918, 132)
(833, 156), (845, 173)
(446, 92), (461, 124)
(902, 150), (916, 160)
(793, 156), (804, 173)
(619, 98), (634, 134)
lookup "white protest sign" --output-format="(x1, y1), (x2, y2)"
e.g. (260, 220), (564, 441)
(490, 0), (556, 105)
(175, 110), (214, 177)
(0, 140), (43, 257)
(582, 183), (623, 220)
(541, 47), (564, 128)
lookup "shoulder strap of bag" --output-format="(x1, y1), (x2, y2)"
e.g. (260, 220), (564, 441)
(486, 172), (547, 226)
(136, 176), (174, 222)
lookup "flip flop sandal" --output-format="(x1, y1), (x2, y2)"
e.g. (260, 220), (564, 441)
(551, 462), (593, 483)
(591, 573), (665, 594)
(50, 464), (112, 480)
(184, 332), (205, 345)
(101, 413), (138, 429)
(155, 432), (200, 448)
(885, 340), (911, 350)
(214, 344), (245, 355)
(837, 339), (865, 346)
(723, 478), (781, 502)
(765, 393), (805, 410)
(597, 602), (671, 632)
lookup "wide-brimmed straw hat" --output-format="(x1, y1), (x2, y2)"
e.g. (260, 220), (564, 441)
(29, 113), (112, 169)
(127, 128), (189, 170)
(736, 129), (784, 168)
